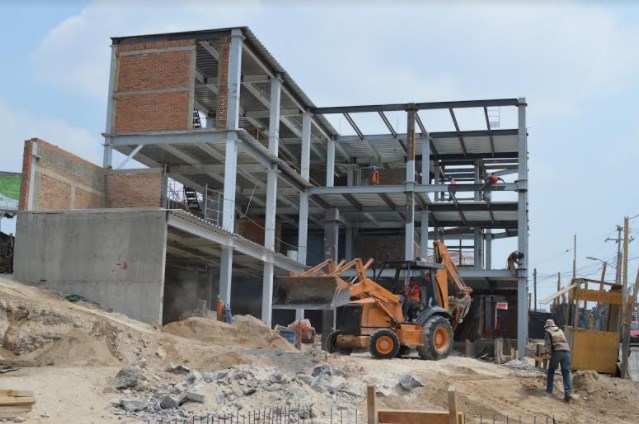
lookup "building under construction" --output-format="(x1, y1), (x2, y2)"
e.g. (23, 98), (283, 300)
(13, 27), (529, 354)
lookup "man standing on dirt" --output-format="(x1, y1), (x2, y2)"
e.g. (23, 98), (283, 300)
(544, 319), (572, 402)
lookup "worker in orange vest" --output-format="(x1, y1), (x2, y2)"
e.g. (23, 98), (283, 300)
(403, 279), (422, 321)
(370, 165), (379, 185)
(482, 172), (505, 202)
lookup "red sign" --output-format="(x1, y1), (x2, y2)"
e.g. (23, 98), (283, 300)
(496, 302), (508, 310)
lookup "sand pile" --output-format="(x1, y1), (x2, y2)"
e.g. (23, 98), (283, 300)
(163, 316), (296, 352)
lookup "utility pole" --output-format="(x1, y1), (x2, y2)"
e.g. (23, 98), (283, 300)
(572, 234), (577, 281)
(620, 217), (630, 378)
(533, 268), (537, 312)
(606, 225), (624, 284)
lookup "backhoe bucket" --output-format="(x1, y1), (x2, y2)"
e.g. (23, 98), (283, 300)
(273, 276), (351, 310)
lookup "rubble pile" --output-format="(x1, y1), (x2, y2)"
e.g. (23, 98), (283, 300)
(110, 361), (372, 422)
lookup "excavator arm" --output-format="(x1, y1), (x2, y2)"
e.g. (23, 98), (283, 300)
(433, 240), (473, 328)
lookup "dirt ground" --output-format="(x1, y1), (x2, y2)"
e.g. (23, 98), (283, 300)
(1, 275), (638, 423)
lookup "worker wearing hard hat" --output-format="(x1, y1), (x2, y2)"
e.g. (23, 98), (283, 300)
(544, 319), (572, 402)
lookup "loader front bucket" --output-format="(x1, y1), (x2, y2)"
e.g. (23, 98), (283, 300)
(272, 276), (351, 310)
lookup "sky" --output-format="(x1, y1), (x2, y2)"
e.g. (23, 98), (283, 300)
(1, 0), (639, 307)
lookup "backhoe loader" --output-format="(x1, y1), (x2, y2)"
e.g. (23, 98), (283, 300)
(273, 241), (472, 360)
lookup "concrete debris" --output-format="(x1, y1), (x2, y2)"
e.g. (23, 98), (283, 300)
(119, 398), (146, 412)
(164, 364), (192, 375)
(398, 374), (424, 391)
(159, 395), (178, 410)
(186, 370), (202, 384)
(311, 363), (332, 377)
(179, 391), (205, 405)
(296, 373), (313, 385)
(114, 366), (144, 389)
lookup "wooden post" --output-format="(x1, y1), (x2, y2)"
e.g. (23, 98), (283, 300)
(494, 338), (503, 364)
(534, 344), (541, 368)
(510, 347), (515, 361)
(367, 385), (377, 424)
(448, 385), (458, 424)
(465, 339), (473, 358)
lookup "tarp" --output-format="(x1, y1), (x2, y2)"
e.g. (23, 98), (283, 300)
(0, 173), (20, 211)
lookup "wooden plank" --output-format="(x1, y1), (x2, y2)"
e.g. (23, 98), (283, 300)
(567, 328), (619, 373)
(378, 409), (450, 424)
(465, 339), (473, 357)
(494, 338), (503, 364)
(0, 397), (36, 406)
(540, 284), (578, 305)
(367, 385), (377, 424)
(448, 385), (458, 424)
(0, 405), (32, 417)
(0, 390), (34, 397)
(572, 289), (632, 305)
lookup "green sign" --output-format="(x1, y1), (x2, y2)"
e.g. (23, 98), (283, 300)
(0, 174), (20, 211)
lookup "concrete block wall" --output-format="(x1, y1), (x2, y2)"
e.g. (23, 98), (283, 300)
(19, 139), (165, 211)
(113, 40), (196, 133)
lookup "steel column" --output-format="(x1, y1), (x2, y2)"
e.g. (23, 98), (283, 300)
(324, 208), (340, 260)
(296, 111), (313, 320)
(222, 134), (238, 232)
(262, 261), (274, 326)
(405, 107), (416, 261)
(485, 230), (492, 269)
(103, 45), (117, 168)
(345, 227), (353, 261)
(517, 97), (528, 359)
(326, 138), (335, 187)
(262, 75), (282, 327)
(226, 29), (244, 130)
(219, 246), (233, 305)
(420, 137), (430, 257)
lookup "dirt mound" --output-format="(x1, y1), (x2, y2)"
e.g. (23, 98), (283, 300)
(163, 316), (296, 352)
(36, 329), (120, 366)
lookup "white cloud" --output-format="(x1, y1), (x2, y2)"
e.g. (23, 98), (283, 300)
(0, 98), (99, 173)
(32, 0), (264, 100)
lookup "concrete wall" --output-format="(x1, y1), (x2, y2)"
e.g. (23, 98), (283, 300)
(163, 263), (212, 324)
(14, 209), (168, 324)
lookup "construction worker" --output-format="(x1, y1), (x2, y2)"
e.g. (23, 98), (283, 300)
(544, 319), (572, 402)
(481, 172), (505, 202)
(403, 279), (421, 321)
(370, 165), (379, 185)
(507, 251), (524, 274)
(447, 176), (457, 201)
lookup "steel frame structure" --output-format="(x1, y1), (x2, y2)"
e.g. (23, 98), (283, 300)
(102, 27), (529, 355)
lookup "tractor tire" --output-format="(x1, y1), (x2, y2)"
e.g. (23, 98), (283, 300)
(326, 331), (353, 355)
(417, 316), (453, 360)
(397, 345), (411, 357)
(369, 328), (400, 359)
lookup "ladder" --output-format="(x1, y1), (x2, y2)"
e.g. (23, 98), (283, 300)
(183, 186), (201, 212)
(192, 110), (202, 128)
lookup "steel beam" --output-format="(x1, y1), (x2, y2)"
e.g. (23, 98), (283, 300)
(222, 135), (239, 232)
(449, 108), (468, 156)
(115, 144), (143, 169)
(312, 98), (520, 114)
(335, 129), (518, 143)
(108, 129), (237, 146)
(405, 107), (417, 261)
(484, 107), (496, 157)
(307, 183), (519, 195)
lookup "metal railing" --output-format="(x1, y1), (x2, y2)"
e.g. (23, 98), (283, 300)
(149, 406), (561, 424)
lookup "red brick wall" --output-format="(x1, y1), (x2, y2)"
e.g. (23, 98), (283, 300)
(216, 36), (230, 129)
(106, 169), (164, 208)
(18, 139), (166, 211)
(112, 40), (195, 133)
(18, 139), (107, 211)
(237, 218), (282, 250)
(18, 140), (33, 210)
